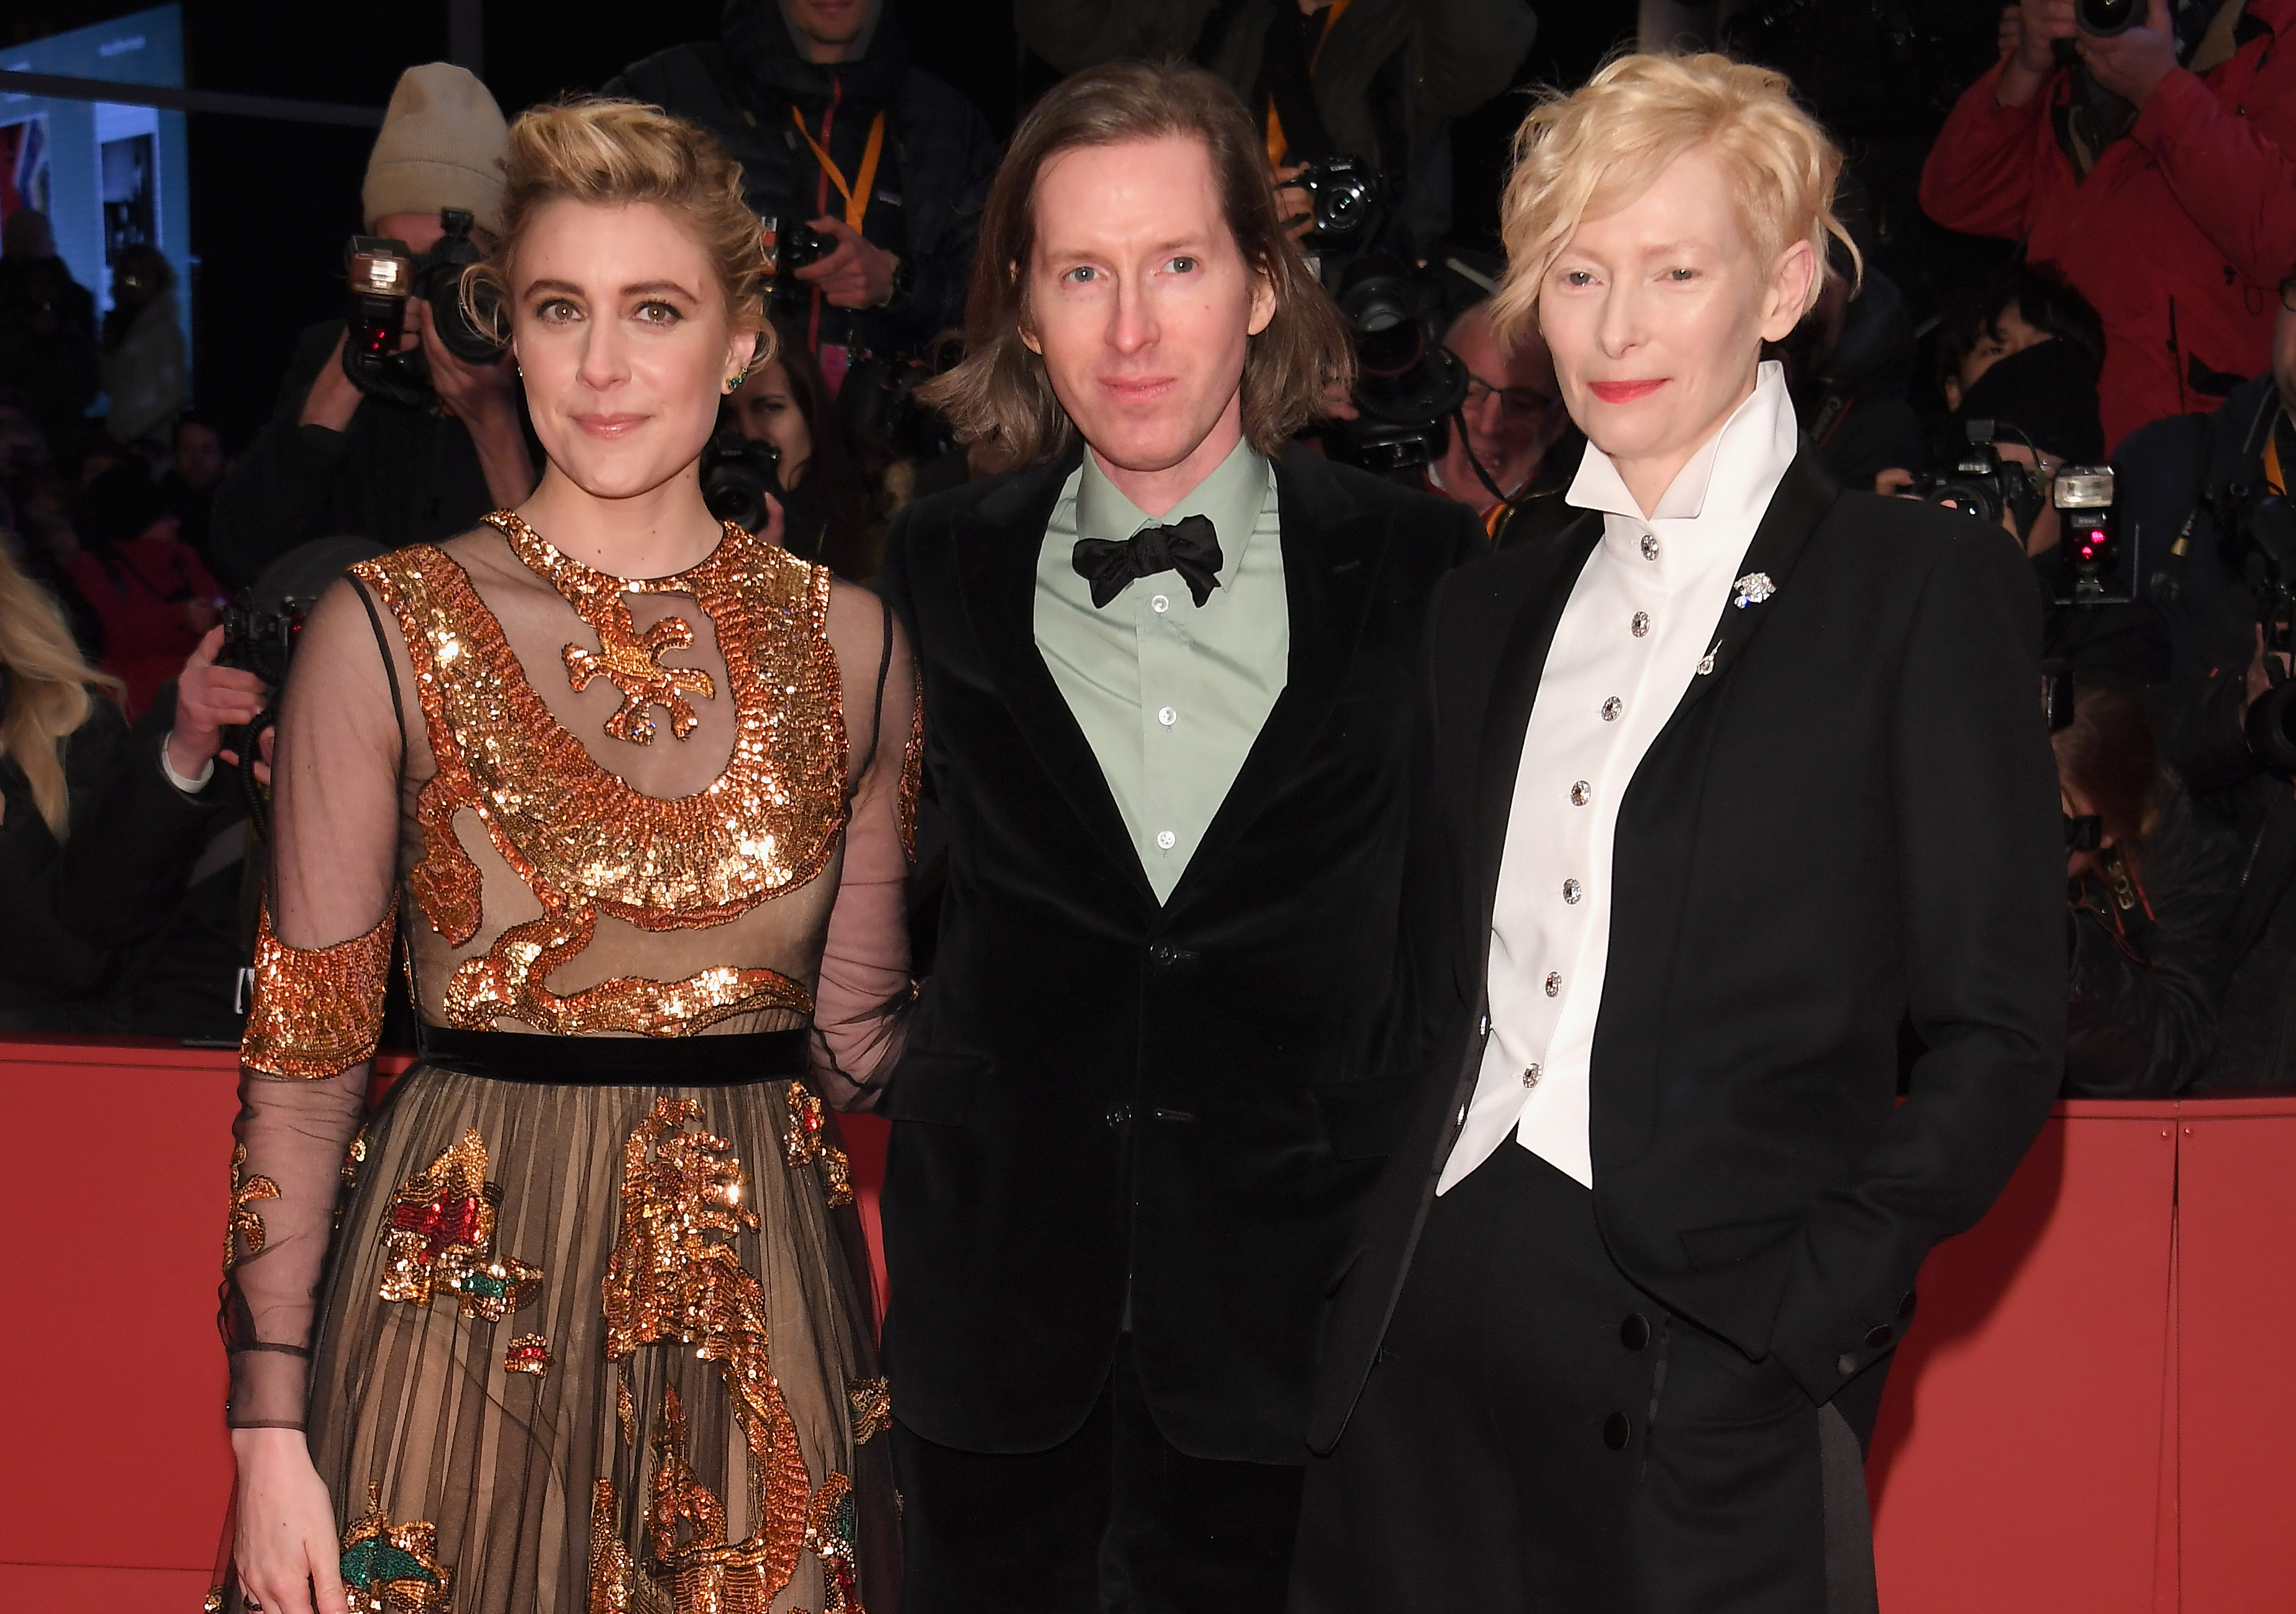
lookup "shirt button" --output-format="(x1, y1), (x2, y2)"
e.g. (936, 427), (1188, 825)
(1563, 879), (1583, 904)
(1631, 611), (1651, 637)
(1601, 697), (1623, 722)
(1570, 780), (1591, 806)
(1152, 594), (1170, 614)
(1158, 705), (1176, 727)
(1156, 830), (1176, 850)
(1640, 534), (1660, 561)
(1545, 971), (1562, 997)
(1522, 1063), (1542, 1089)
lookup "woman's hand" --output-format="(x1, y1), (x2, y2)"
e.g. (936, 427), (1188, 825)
(230, 1427), (348, 1614)
(168, 626), (268, 784)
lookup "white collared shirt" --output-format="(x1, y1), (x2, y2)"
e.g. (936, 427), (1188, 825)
(1436, 361), (1799, 1194)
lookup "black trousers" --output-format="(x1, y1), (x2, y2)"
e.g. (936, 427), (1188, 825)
(1291, 1144), (1882, 1614)
(893, 1333), (1306, 1613)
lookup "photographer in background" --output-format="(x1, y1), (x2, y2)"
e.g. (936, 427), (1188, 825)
(0, 543), (258, 1033)
(1422, 297), (1577, 549)
(610, 0), (998, 383)
(1936, 263), (2106, 413)
(0, 208), (100, 451)
(1920, 0), (2296, 450)
(207, 65), (534, 587)
(725, 312), (908, 579)
(1946, 337), (2171, 681)
(1017, 0), (1538, 260)
(2054, 678), (2244, 1095)
(99, 243), (187, 448)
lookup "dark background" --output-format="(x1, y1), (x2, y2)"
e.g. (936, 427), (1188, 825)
(4, 0), (1638, 447)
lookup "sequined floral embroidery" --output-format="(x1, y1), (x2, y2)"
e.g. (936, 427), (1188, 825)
(225, 1145), (279, 1272)
(784, 1081), (855, 1208)
(591, 1097), (860, 1612)
(339, 1482), (453, 1613)
(503, 1333), (551, 1377)
(378, 1128), (542, 1319)
(847, 1379), (891, 1447)
(240, 901), (398, 1081)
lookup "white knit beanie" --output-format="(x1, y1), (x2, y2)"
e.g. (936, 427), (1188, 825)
(361, 64), (509, 235)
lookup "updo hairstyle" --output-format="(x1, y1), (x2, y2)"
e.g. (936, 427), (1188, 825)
(463, 97), (772, 366)
(1489, 52), (1858, 348)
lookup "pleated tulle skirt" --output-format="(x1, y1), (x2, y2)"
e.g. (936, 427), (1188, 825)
(245, 1063), (896, 1614)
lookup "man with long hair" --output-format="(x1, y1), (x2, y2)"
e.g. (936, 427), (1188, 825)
(880, 59), (1478, 1613)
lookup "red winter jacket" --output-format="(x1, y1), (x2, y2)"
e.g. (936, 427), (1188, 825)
(1920, 4), (2296, 451)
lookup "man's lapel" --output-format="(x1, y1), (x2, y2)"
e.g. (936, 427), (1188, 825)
(952, 445), (1158, 909)
(1170, 445), (1384, 902)
(1663, 449), (1840, 726)
(1474, 512), (1604, 938)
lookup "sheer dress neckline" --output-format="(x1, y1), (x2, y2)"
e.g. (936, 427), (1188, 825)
(488, 506), (737, 597)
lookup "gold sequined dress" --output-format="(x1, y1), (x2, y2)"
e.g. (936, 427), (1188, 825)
(216, 512), (917, 1614)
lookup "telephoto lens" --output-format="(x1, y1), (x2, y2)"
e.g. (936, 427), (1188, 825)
(2076, 0), (2144, 36)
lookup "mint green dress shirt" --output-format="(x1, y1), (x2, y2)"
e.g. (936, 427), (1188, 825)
(1034, 437), (1289, 902)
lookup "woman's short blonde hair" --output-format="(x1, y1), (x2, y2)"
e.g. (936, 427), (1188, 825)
(463, 97), (771, 363)
(1489, 52), (1858, 347)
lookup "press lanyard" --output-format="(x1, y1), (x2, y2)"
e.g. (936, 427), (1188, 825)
(1264, 0), (1351, 170)
(2267, 419), (2289, 496)
(792, 105), (886, 235)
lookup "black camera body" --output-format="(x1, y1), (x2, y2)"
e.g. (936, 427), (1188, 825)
(1909, 439), (2046, 534)
(1323, 254), (1468, 479)
(774, 222), (833, 307)
(219, 596), (307, 690)
(1294, 156), (1376, 248)
(341, 208), (499, 406)
(699, 425), (783, 536)
(2216, 481), (2296, 774)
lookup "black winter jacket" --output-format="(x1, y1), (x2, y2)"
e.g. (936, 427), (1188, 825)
(207, 321), (507, 587)
(610, 3), (998, 356)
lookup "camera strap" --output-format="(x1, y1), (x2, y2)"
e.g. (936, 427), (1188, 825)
(791, 105), (886, 235)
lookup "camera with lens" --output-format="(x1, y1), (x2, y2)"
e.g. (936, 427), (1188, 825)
(342, 208), (499, 407)
(219, 597), (307, 690)
(2213, 480), (2296, 774)
(1321, 254), (1468, 480)
(1908, 421), (2046, 535)
(772, 220), (833, 308)
(699, 424), (783, 535)
(2075, 0), (2144, 36)
(1292, 156), (1376, 248)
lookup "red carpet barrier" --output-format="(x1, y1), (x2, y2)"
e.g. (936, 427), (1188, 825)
(2, 1036), (2287, 1611)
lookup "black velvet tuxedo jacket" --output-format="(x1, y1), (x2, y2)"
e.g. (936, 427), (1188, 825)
(879, 441), (1479, 1463)
(1308, 453), (2067, 1453)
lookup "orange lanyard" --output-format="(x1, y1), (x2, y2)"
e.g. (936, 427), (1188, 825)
(791, 106), (886, 235)
(1264, 0), (1351, 170)
(2268, 420), (2288, 496)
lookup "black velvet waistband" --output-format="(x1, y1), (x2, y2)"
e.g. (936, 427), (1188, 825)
(414, 1024), (809, 1086)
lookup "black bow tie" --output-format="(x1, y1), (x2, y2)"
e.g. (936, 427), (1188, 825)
(1071, 513), (1225, 609)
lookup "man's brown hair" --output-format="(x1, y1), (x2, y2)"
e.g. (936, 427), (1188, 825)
(918, 60), (1352, 468)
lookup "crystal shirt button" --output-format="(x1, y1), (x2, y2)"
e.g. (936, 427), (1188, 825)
(1631, 611), (1651, 637)
(1522, 1063), (1542, 1089)
(1602, 697), (1623, 721)
(1158, 706), (1176, 727)
(1570, 780), (1591, 806)
(1640, 534), (1660, 561)
(1156, 830), (1176, 850)
(1545, 971), (1562, 997)
(1151, 594), (1170, 614)
(1563, 879), (1583, 904)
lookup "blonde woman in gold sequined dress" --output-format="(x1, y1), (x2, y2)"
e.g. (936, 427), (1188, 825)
(214, 101), (914, 1614)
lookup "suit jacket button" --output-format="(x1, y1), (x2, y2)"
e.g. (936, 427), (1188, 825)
(1106, 1106), (1132, 1127)
(1602, 1412), (1631, 1450)
(1837, 1353), (1858, 1377)
(1619, 1313), (1651, 1352)
(1897, 1290), (1918, 1321)
(1864, 1324), (1894, 1350)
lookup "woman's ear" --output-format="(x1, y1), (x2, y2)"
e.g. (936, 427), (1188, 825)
(1759, 239), (1819, 345)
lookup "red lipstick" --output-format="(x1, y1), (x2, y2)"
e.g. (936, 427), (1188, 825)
(1587, 379), (1666, 404)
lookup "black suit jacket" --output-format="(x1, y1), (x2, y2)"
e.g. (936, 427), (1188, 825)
(1309, 454), (2067, 1453)
(880, 442), (1480, 1462)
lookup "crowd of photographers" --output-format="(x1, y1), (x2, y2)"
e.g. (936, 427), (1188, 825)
(2, 0), (2293, 1097)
